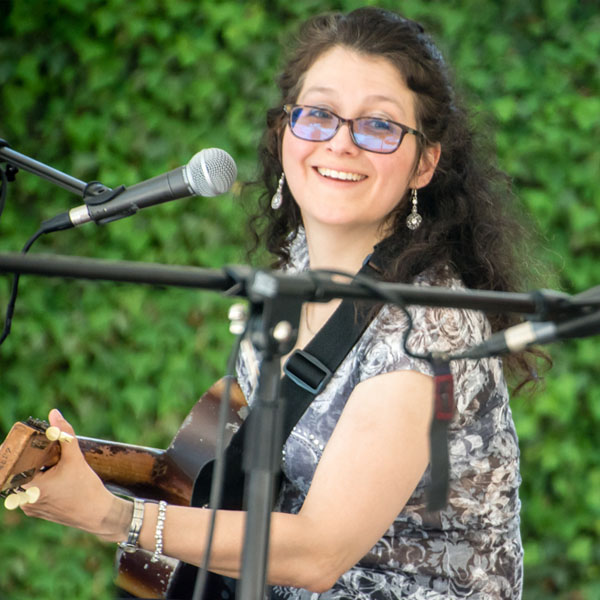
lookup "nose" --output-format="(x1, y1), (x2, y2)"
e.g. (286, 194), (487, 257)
(326, 120), (360, 155)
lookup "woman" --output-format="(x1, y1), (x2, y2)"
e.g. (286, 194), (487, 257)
(17, 7), (535, 599)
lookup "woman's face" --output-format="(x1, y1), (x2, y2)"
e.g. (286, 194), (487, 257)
(282, 46), (438, 238)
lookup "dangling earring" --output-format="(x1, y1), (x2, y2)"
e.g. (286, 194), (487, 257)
(271, 173), (285, 210)
(406, 188), (422, 230)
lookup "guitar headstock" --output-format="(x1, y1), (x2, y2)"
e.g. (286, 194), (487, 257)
(0, 418), (61, 496)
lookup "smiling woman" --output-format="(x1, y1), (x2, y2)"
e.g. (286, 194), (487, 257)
(280, 46), (439, 267)
(14, 6), (542, 600)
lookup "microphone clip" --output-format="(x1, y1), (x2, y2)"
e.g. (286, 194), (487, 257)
(531, 288), (573, 322)
(82, 184), (131, 225)
(82, 183), (121, 205)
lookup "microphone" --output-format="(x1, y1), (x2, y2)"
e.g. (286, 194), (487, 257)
(462, 309), (600, 359)
(41, 148), (237, 233)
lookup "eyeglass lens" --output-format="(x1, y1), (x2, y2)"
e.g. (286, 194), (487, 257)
(288, 106), (404, 153)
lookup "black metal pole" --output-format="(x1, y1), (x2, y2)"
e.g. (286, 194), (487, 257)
(0, 252), (587, 320)
(236, 279), (302, 600)
(0, 252), (235, 291)
(0, 141), (89, 196)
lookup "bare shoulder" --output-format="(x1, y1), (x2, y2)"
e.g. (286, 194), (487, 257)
(346, 369), (434, 426)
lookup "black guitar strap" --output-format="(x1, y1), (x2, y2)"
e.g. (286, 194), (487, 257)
(191, 256), (382, 510)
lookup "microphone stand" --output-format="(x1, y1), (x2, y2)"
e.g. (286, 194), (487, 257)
(0, 139), (110, 198)
(235, 272), (303, 600)
(1, 251), (600, 600)
(2, 251), (595, 317)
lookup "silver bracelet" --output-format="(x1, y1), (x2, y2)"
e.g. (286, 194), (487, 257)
(118, 497), (145, 553)
(151, 500), (167, 563)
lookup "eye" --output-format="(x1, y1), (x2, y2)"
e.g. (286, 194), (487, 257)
(306, 107), (333, 120)
(363, 118), (394, 132)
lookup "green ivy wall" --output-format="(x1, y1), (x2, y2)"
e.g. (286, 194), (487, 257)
(0, 1), (598, 598)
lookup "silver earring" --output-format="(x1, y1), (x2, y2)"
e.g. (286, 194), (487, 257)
(271, 173), (285, 210)
(406, 188), (422, 230)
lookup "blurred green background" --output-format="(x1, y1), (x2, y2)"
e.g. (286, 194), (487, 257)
(0, 0), (598, 598)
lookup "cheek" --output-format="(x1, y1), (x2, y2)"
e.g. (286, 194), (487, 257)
(282, 128), (309, 167)
(380, 147), (417, 187)
(375, 157), (414, 212)
(281, 128), (295, 171)
(282, 130), (314, 192)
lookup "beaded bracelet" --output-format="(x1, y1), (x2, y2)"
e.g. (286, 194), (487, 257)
(118, 498), (145, 553)
(151, 500), (168, 563)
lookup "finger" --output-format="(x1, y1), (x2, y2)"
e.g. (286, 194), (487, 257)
(47, 409), (79, 452)
(49, 409), (75, 436)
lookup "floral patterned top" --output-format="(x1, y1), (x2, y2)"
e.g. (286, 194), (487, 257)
(236, 233), (523, 599)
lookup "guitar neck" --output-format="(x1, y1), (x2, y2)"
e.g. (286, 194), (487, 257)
(1, 377), (247, 600)
(1, 377), (244, 509)
(78, 437), (192, 505)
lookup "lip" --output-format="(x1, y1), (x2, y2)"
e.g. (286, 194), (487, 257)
(313, 166), (368, 182)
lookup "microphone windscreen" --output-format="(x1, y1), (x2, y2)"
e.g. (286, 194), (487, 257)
(186, 148), (237, 197)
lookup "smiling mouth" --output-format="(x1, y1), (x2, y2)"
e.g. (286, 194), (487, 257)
(316, 167), (367, 182)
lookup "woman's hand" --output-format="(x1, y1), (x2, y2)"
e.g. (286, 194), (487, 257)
(20, 409), (131, 543)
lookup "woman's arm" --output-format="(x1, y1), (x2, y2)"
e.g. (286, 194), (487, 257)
(23, 370), (433, 593)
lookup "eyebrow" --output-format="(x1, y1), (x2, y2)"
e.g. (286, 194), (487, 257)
(300, 87), (409, 117)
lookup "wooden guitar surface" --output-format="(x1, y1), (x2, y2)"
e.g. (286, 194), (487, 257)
(0, 377), (246, 599)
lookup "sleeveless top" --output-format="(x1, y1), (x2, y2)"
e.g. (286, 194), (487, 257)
(236, 233), (523, 599)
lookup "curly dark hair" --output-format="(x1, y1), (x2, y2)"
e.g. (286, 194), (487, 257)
(247, 7), (547, 387)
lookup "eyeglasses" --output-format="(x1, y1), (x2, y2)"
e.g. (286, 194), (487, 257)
(283, 104), (423, 154)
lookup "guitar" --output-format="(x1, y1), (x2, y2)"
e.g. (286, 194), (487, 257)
(0, 377), (247, 599)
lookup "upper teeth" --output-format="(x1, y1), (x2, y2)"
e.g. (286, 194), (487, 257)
(317, 167), (366, 182)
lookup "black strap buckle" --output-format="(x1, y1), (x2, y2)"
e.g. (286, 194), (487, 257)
(283, 350), (332, 395)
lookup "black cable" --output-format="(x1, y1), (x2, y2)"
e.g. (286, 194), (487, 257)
(0, 164), (7, 220)
(0, 226), (50, 346)
(192, 325), (245, 600)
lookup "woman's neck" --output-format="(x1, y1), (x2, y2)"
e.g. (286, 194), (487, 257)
(303, 222), (382, 273)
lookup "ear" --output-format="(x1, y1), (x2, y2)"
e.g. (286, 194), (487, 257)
(411, 142), (441, 189)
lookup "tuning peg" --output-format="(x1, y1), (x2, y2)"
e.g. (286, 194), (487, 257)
(4, 493), (22, 510)
(4, 491), (27, 510)
(16, 490), (30, 505)
(228, 303), (248, 335)
(3, 486), (41, 510)
(45, 426), (74, 443)
(25, 486), (40, 504)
